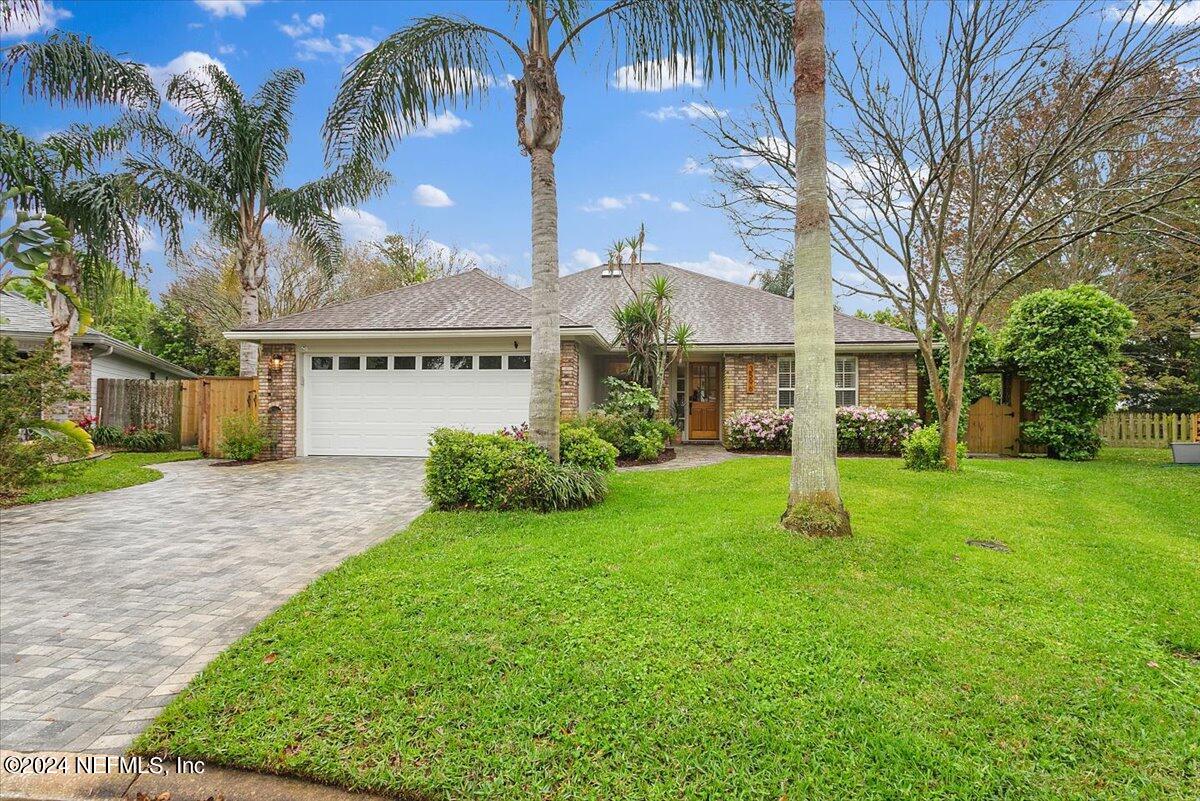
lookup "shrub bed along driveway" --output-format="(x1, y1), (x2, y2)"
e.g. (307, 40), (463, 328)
(135, 450), (1199, 799)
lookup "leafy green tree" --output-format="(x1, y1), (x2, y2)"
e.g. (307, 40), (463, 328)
(753, 249), (794, 298)
(128, 66), (390, 375)
(146, 300), (238, 377)
(324, 0), (791, 460)
(999, 285), (1135, 461)
(2, 34), (171, 367)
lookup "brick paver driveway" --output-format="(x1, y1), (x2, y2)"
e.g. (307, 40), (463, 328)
(0, 457), (426, 753)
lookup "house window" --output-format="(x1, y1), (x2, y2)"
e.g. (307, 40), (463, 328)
(338, 356), (360, 370)
(450, 355), (473, 370)
(675, 368), (686, 417)
(479, 355), (502, 370)
(835, 356), (858, 406)
(422, 355), (445, 370)
(778, 356), (795, 408)
(365, 356), (388, 370)
(393, 356), (416, 370)
(312, 356), (333, 370)
(508, 354), (531, 370)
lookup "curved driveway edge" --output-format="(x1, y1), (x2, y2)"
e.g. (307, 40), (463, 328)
(0, 457), (426, 754)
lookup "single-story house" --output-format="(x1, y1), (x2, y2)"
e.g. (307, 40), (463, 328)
(226, 263), (919, 458)
(1, 291), (195, 418)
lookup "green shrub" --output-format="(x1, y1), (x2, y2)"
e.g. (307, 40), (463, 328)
(599, 377), (659, 418)
(629, 431), (665, 461)
(218, 411), (272, 461)
(903, 424), (965, 471)
(559, 423), (618, 473)
(39, 419), (94, 455)
(501, 459), (608, 512)
(999, 285), (1135, 461)
(121, 425), (173, 452)
(581, 410), (672, 460)
(91, 425), (123, 446)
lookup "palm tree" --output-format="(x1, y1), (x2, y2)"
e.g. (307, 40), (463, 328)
(2, 33), (167, 367)
(129, 66), (391, 376)
(324, 0), (791, 460)
(782, 0), (849, 537)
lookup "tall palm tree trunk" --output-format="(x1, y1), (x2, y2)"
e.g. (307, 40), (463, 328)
(46, 253), (78, 369)
(528, 145), (560, 462)
(237, 235), (266, 377)
(783, 0), (850, 537)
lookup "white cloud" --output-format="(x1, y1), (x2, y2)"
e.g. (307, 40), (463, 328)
(645, 102), (726, 122)
(680, 157), (713, 176)
(295, 33), (376, 61)
(676, 252), (757, 284)
(581, 192), (659, 213)
(188, 22), (204, 30)
(217, 44), (236, 55)
(668, 201), (690, 212)
(569, 248), (603, 270)
(641, 242), (660, 252)
(278, 12), (325, 38)
(1105, 0), (1200, 24)
(194, 0), (262, 20)
(722, 135), (793, 171)
(413, 184), (454, 208)
(146, 52), (227, 110)
(333, 207), (389, 243)
(137, 226), (161, 253)
(406, 111), (471, 138)
(612, 54), (703, 92)
(1, 0), (71, 39)
(426, 239), (502, 269)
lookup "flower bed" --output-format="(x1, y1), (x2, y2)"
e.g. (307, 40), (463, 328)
(725, 406), (922, 455)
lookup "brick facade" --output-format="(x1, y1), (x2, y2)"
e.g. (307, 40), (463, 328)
(560, 340), (579, 418)
(722, 354), (779, 422)
(65, 344), (93, 421)
(257, 343), (296, 460)
(857, 352), (919, 409)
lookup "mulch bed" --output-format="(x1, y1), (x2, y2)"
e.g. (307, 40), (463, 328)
(210, 460), (259, 467)
(618, 448), (677, 467)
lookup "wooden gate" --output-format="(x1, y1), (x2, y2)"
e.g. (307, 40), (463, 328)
(967, 395), (1019, 456)
(181, 377), (258, 455)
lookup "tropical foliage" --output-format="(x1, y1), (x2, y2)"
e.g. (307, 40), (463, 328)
(612, 273), (694, 406)
(999, 285), (1135, 461)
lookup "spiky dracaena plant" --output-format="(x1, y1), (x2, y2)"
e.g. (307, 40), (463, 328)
(324, 0), (791, 461)
(612, 274), (694, 410)
(128, 66), (391, 375)
(2, 33), (169, 368)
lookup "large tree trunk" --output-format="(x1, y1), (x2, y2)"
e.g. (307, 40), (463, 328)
(528, 146), (561, 461)
(783, 0), (850, 537)
(238, 236), (266, 377)
(46, 253), (79, 369)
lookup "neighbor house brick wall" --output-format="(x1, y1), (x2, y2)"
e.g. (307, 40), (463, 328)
(64, 344), (93, 420)
(856, 353), (919, 409)
(720, 354), (779, 442)
(257, 343), (296, 459)
(560, 340), (579, 418)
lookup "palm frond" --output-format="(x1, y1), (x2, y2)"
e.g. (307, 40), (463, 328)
(272, 204), (342, 274)
(324, 15), (503, 162)
(278, 157), (393, 213)
(2, 32), (158, 110)
(124, 153), (233, 240)
(565, 0), (791, 85)
(252, 68), (305, 182)
(42, 123), (132, 170)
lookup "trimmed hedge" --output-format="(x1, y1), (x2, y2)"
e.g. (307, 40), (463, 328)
(725, 406), (921, 455)
(425, 428), (609, 512)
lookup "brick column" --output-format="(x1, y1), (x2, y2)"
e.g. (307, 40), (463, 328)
(257, 343), (296, 459)
(66, 343), (93, 421)
(560, 340), (579, 418)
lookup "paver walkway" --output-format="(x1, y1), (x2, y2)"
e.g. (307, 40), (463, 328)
(0, 457), (426, 754)
(618, 443), (764, 471)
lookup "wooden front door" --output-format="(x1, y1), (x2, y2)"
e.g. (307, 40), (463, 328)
(688, 362), (720, 440)
(966, 395), (1018, 456)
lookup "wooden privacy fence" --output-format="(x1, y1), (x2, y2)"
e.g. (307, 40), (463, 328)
(95, 379), (183, 441)
(97, 376), (258, 455)
(180, 377), (259, 455)
(1099, 412), (1197, 448)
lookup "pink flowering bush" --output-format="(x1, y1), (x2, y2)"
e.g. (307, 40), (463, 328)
(724, 406), (922, 455)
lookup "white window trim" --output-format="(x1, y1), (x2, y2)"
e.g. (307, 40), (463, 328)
(777, 356), (795, 408)
(835, 356), (858, 407)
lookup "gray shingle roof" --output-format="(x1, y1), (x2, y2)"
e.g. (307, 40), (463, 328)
(234, 269), (587, 331)
(1, 291), (196, 377)
(230, 263), (916, 347)
(555, 263), (917, 346)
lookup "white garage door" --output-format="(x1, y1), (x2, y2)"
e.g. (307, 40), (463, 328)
(304, 353), (531, 456)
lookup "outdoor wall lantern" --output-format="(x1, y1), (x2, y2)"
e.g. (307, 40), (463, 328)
(269, 353), (284, 372)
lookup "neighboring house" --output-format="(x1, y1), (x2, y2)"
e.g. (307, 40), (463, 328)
(0, 291), (195, 418)
(226, 263), (919, 458)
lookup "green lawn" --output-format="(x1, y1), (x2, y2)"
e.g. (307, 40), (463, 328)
(3, 450), (200, 507)
(134, 449), (1199, 799)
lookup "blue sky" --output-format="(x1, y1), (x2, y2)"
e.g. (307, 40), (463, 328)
(1, 0), (1155, 310)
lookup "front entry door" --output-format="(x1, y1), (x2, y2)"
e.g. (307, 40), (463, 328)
(688, 362), (720, 439)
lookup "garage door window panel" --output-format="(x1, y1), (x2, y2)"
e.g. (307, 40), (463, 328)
(450, 355), (473, 370)
(394, 356), (416, 370)
(509, 355), (530, 369)
(338, 356), (361, 370)
(422, 356), (445, 370)
(312, 356), (333, 370)
(480, 355), (502, 370)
